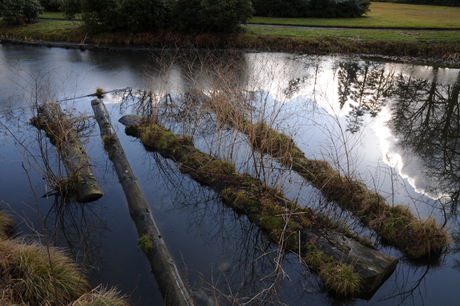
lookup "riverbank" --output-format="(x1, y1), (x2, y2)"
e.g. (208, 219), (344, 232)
(1, 25), (459, 69)
(1, 2), (460, 68)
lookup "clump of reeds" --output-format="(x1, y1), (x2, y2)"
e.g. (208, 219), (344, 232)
(0, 236), (131, 305)
(0, 210), (15, 240)
(303, 245), (362, 296)
(0, 239), (89, 305)
(372, 206), (449, 258)
(71, 286), (130, 306)
(319, 262), (362, 296)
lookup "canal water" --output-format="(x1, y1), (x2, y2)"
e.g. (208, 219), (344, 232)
(0, 43), (459, 305)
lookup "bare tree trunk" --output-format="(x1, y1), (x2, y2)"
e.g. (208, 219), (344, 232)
(91, 99), (194, 306)
(36, 103), (103, 203)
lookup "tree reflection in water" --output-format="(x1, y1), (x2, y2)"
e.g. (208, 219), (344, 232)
(390, 70), (460, 215)
(336, 61), (460, 218)
(337, 61), (394, 133)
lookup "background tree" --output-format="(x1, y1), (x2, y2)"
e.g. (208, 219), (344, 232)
(251, 0), (308, 17)
(116, 0), (171, 32)
(0, 0), (44, 25)
(199, 0), (254, 33)
(251, 0), (370, 18)
(171, 0), (253, 34)
(60, 0), (252, 33)
(40, 0), (60, 11)
(58, 0), (81, 19)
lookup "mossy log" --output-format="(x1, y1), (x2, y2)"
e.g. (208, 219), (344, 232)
(119, 114), (398, 295)
(33, 103), (102, 203)
(188, 90), (449, 259)
(91, 99), (194, 306)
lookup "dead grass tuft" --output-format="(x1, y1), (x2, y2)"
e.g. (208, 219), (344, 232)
(319, 263), (362, 296)
(0, 239), (90, 305)
(70, 286), (130, 306)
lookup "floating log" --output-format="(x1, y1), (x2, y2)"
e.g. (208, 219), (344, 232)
(119, 114), (398, 295)
(187, 90), (449, 259)
(32, 102), (102, 203)
(91, 99), (194, 306)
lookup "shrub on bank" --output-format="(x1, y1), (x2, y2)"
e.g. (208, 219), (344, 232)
(60, 0), (253, 33)
(116, 0), (171, 32)
(0, 0), (44, 25)
(40, 0), (60, 11)
(251, 0), (371, 18)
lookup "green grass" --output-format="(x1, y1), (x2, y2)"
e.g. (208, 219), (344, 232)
(249, 2), (460, 28)
(244, 26), (460, 44)
(40, 12), (83, 20)
(38, 3), (460, 28)
(0, 20), (84, 42)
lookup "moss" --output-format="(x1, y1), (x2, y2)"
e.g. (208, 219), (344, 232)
(305, 245), (327, 269)
(139, 125), (161, 145)
(221, 188), (258, 212)
(139, 125), (185, 158)
(137, 234), (153, 252)
(295, 213), (313, 229)
(260, 214), (283, 230)
(199, 160), (236, 180)
(102, 135), (116, 146)
(182, 152), (211, 169)
(260, 198), (285, 215)
(379, 205), (413, 239)
(53, 174), (81, 198)
(102, 135), (117, 159)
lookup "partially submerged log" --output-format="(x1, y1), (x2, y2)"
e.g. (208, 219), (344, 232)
(32, 103), (102, 203)
(91, 99), (194, 306)
(187, 90), (449, 259)
(119, 114), (398, 295)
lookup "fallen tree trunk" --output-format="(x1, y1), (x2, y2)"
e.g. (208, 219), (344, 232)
(91, 99), (194, 306)
(186, 90), (449, 259)
(32, 102), (103, 203)
(119, 114), (398, 295)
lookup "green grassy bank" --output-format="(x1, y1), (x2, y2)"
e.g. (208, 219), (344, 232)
(0, 2), (459, 63)
(250, 2), (460, 29)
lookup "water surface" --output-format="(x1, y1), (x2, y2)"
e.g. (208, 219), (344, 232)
(1, 44), (459, 305)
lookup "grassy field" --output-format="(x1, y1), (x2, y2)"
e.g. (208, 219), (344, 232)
(38, 3), (460, 28)
(245, 26), (460, 44)
(250, 2), (460, 29)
